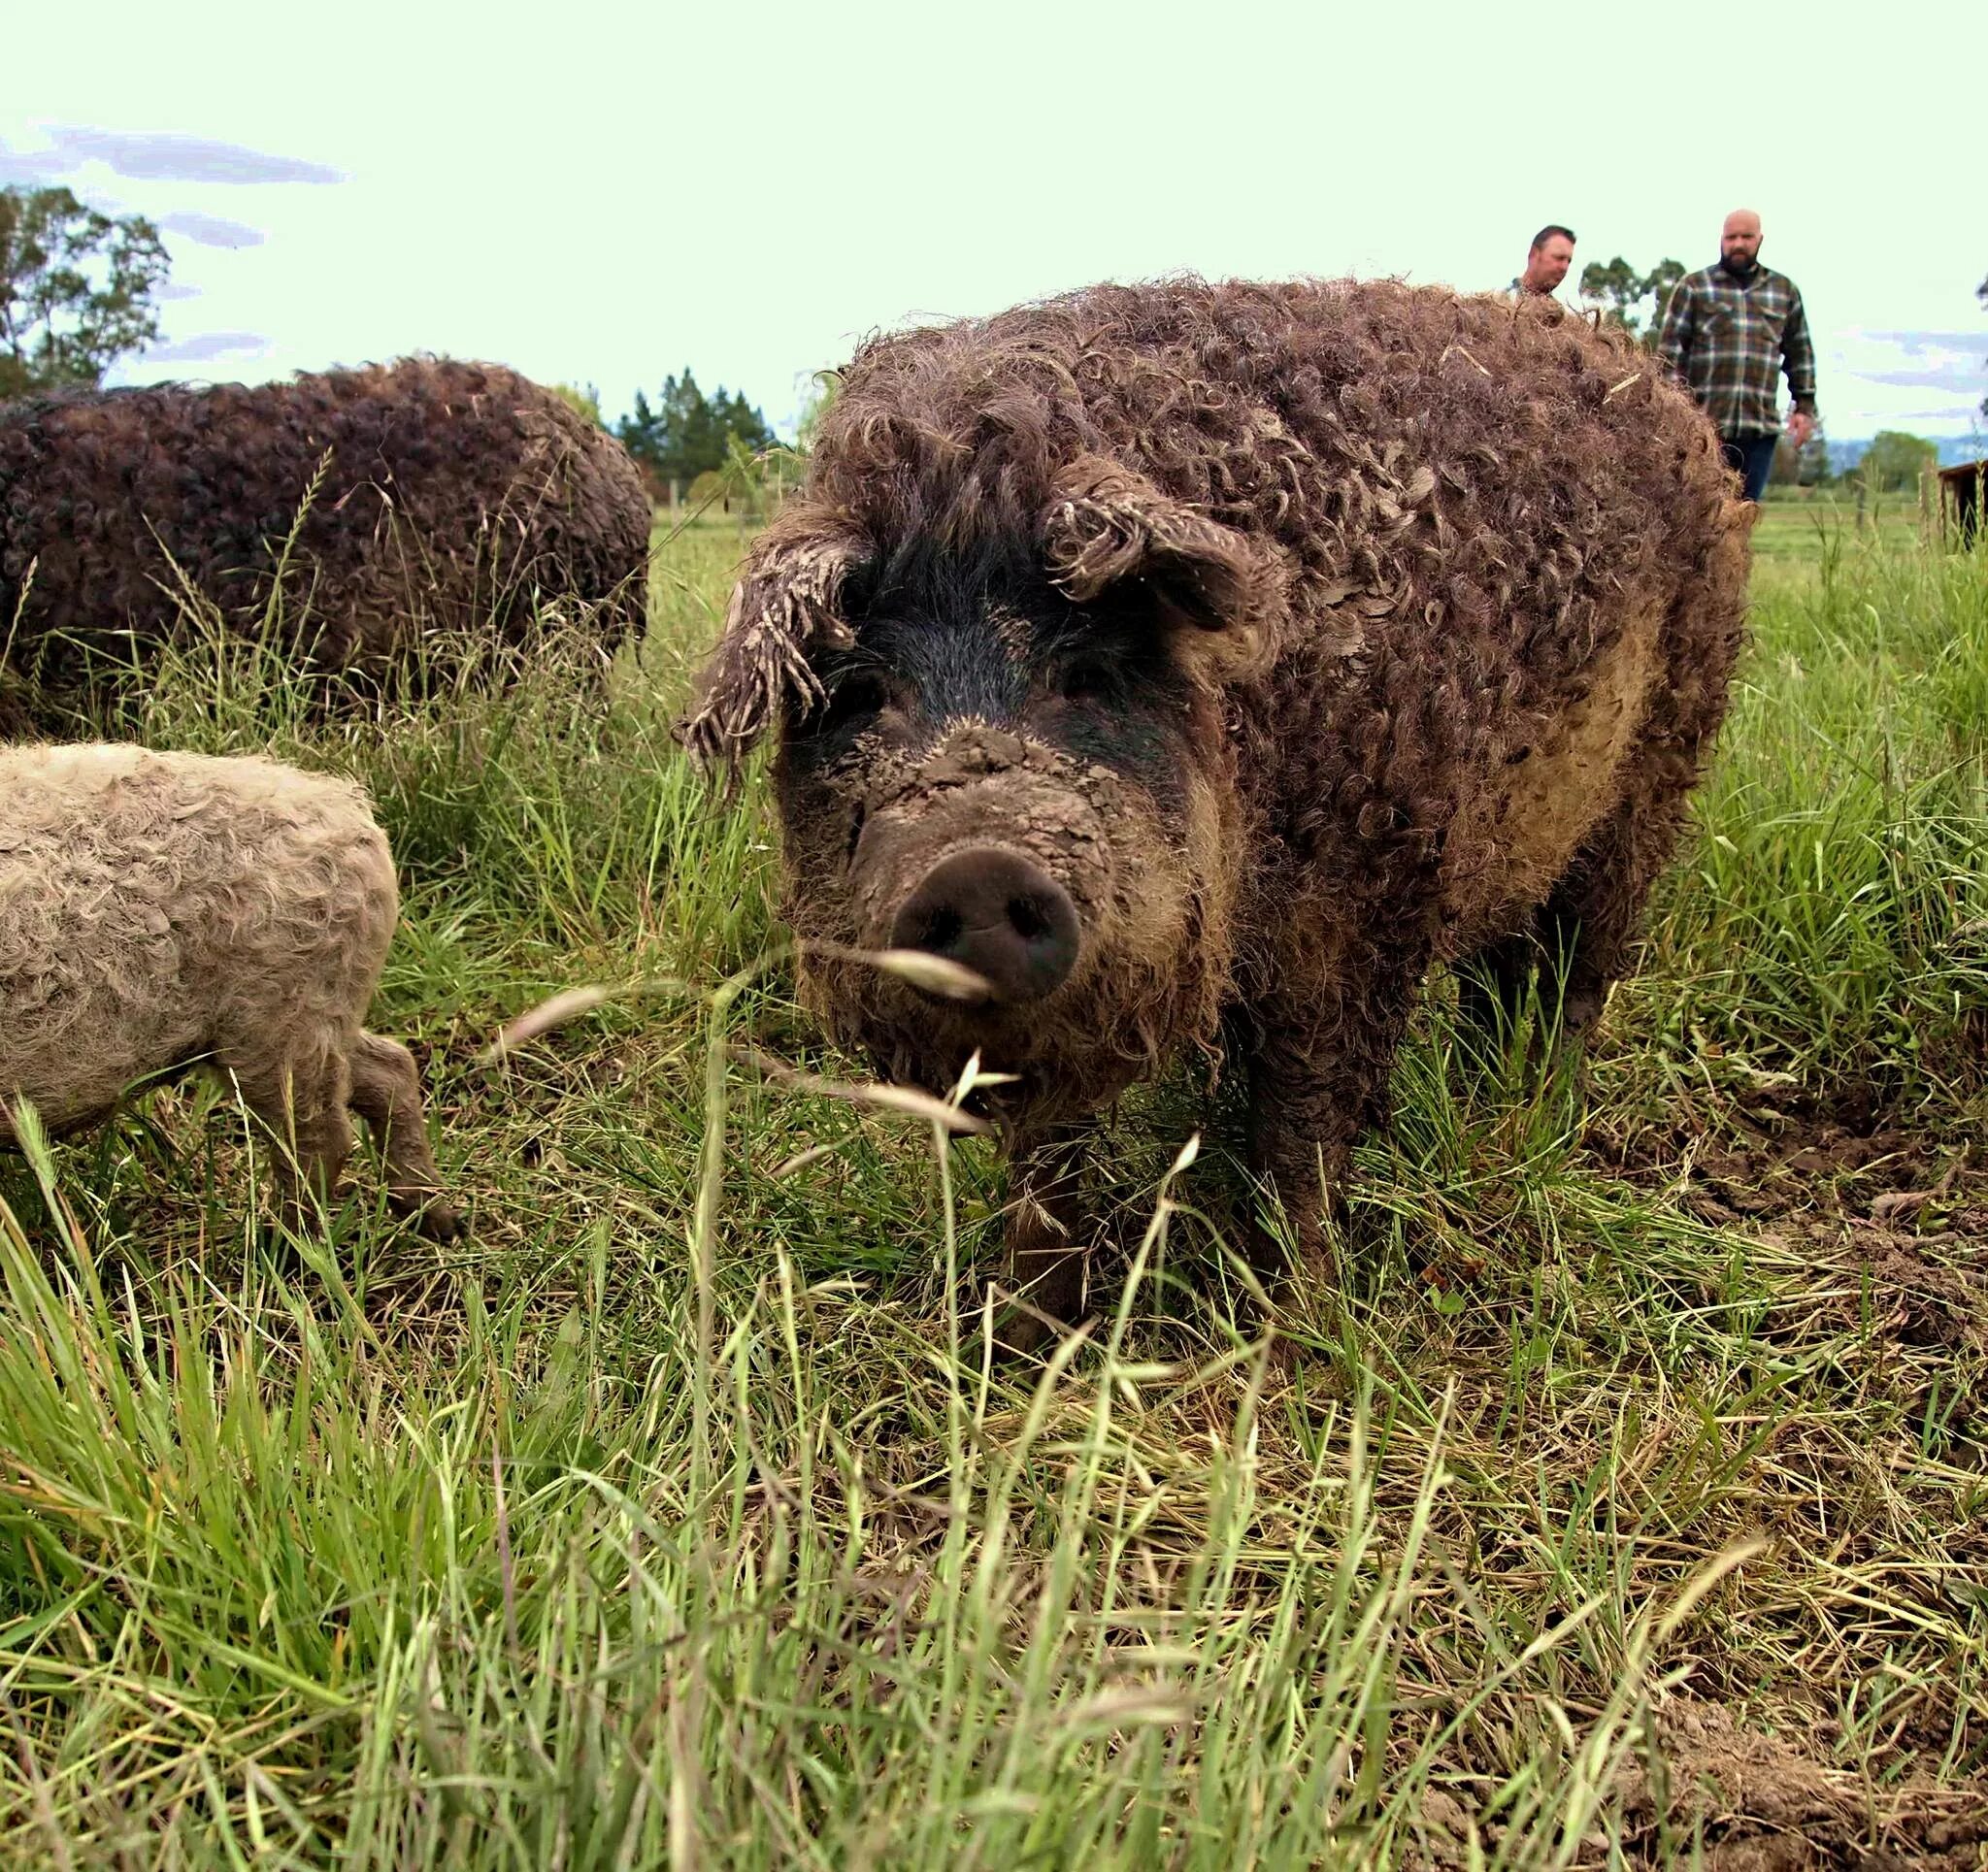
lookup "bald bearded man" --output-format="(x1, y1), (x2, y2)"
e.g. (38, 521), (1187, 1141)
(1656, 209), (1818, 502)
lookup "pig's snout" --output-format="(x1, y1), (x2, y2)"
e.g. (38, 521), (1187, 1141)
(888, 848), (1080, 1005)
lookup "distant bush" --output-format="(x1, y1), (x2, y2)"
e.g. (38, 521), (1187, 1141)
(1576, 254), (1686, 348)
(550, 382), (605, 427)
(1853, 430), (1938, 493)
(681, 437), (801, 519)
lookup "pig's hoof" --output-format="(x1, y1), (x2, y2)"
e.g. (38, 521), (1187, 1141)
(404, 1194), (466, 1244)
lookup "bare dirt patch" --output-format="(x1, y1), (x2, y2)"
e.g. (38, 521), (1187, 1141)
(1591, 1085), (1988, 1355)
(1595, 1085), (1976, 1229)
(1617, 1697), (1988, 1869)
(1851, 1237), (1988, 1356)
(1408, 1700), (1988, 1867)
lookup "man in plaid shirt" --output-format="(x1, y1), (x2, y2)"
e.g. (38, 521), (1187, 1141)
(1655, 209), (1818, 503)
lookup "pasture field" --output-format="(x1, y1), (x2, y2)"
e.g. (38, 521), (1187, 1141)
(1, 509), (1985, 1866)
(1747, 485), (1936, 564)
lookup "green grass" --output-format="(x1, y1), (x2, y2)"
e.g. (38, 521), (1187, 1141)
(1, 514), (1984, 1864)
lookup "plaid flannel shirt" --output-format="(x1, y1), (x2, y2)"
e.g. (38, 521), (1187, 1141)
(1655, 262), (1817, 439)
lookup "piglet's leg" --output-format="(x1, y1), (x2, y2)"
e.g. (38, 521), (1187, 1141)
(233, 1056), (353, 1234)
(348, 1032), (463, 1242)
(992, 1129), (1092, 1358)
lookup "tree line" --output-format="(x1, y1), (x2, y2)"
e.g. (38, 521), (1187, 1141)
(7, 184), (1980, 493)
(2, 183), (786, 494)
(1766, 428), (1940, 493)
(611, 373), (779, 496)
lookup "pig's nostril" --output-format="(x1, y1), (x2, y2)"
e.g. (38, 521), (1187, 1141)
(888, 849), (1080, 1005)
(918, 906), (964, 953)
(1008, 897), (1049, 941)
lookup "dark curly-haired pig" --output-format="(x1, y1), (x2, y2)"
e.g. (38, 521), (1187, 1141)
(0, 358), (650, 723)
(0, 743), (460, 1240)
(680, 278), (1750, 1340)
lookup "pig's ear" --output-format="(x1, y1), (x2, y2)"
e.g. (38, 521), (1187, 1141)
(1043, 456), (1285, 672)
(676, 509), (869, 780)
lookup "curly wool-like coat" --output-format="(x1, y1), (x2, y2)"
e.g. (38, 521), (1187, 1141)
(0, 743), (459, 1237)
(0, 358), (651, 721)
(684, 278), (1750, 1334)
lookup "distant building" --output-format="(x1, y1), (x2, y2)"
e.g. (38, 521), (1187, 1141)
(1938, 458), (1984, 547)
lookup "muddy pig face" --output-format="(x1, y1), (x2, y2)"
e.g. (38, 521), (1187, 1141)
(682, 456), (1287, 1132)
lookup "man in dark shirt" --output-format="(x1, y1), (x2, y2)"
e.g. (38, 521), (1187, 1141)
(1513, 225), (1575, 298)
(1655, 209), (1818, 502)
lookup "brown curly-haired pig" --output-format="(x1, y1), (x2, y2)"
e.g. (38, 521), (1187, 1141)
(0, 743), (460, 1240)
(0, 358), (650, 725)
(681, 279), (1750, 1342)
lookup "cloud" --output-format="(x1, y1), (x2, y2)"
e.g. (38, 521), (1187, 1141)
(9, 127), (344, 186)
(142, 331), (272, 364)
(1847, 329), (1985, 356)
(1850, 411), (1988, 432)
(156, 282), (203, 302)
(1850, 366), (1984, 392)
(0, 141), (67, 185)
(1832, 326), (1985, 397)
(158, 211), (265, 249)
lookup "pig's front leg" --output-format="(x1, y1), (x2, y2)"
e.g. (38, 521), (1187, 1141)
(990, 1127), (1093, 1357)
(1242, 960), (1426, 1287)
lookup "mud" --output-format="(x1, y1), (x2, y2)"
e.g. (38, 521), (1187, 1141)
(1592, 1087), (1988, 1360)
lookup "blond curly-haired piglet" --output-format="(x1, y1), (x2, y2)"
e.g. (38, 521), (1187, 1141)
(0, 743), (460, 1239)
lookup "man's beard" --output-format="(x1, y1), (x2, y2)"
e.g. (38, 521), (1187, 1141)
(1721, 250), (1758, 279)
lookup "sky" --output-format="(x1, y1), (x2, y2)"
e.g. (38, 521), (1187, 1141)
(5, 0), (1984, 442)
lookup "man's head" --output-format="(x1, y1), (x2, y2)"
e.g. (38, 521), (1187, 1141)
(1720, 209), (1763, 271)
(1521, 225), (1575, 294)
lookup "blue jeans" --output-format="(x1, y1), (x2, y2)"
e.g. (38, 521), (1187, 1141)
(1721, 433), (1778, 503)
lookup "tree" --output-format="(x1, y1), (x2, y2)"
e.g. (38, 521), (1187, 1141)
(613, 370), (779, 492)
(719, 387), (779, 453)
(1577, 255), (1686, 347)
(1856, 430), (1938, 494)
(1, 185), (171, 398)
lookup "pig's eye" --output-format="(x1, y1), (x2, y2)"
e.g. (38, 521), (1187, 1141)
(819, 671), (891, 732)
(1055, 656), (1118, 704)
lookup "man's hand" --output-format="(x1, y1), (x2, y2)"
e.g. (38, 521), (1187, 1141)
(1786, 410), (1815, 448)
